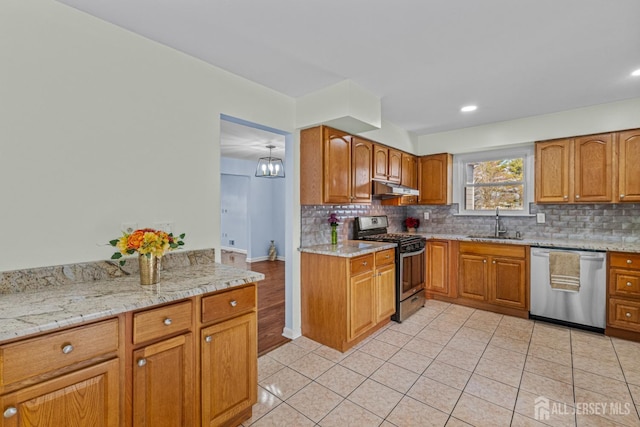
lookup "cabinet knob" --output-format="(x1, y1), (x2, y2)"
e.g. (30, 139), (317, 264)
(575, 195), (580, 199)
(385, 255), (390, 259)
(627, 282), (633, 287)
(363, 261), (368, 266)
(492, 260), (496, 264)
(230, 300), (238, 307)
(163, 318), (172, 326)
(628, 260), (633, 264)
(621, 194), (625, 198)
(626, 312), (632, 318)
(61, 344), (74, 354)
(563, 195), (568, 199)
(137, 358), (147, 367)
(3, 407), (17, 418)
(205, 335), (212, 343)
(483, 259), (487, 263)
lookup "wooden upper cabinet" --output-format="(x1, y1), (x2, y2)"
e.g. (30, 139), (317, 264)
(617, 129), (640, 202)
(351, 137), (373, 203)
(418, 153), (453, 205)
(388, 149), (402, 183)
(574, 133), (613, 202)
(535, 139), (571, 203)
(401, 153), (418, 188)
(372, 145), (402, 184)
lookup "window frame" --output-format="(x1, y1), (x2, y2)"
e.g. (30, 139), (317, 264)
(453, 145), (535, 216)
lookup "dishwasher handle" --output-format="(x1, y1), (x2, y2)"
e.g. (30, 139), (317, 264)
(530, 249), (605, 261)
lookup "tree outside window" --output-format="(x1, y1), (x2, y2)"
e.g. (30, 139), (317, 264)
(464, 158), (524, 211)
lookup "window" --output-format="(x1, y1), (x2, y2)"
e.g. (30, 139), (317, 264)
(454, 146), (534, 216)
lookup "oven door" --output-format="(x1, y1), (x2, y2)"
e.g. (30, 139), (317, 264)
(399, 248), (425, 301)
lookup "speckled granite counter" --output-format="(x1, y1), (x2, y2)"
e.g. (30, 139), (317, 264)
(298, 240), (397, 257)
(0, 260), (264, 342)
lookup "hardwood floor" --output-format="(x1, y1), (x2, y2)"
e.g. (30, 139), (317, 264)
(221, 250), (290, 356)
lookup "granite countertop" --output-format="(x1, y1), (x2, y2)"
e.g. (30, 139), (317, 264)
(298, 240), (397, 257)
(0, 262), (264, 342)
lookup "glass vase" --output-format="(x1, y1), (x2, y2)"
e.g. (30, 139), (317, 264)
(331, 224), (338, 245)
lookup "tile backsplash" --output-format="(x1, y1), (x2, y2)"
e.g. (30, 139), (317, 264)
(301, 202), (640, 246)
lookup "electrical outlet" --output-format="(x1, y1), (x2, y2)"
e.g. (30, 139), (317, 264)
(229, 240), (235, 246)
(536, 213), (546, 224)
(154, 222), (173, 233)
(121, 222), (137, 234)
(423, 212), (430, 220)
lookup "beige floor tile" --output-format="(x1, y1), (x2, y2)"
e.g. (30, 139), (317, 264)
(386, 396), (449, 427)
(483, 343), (527, 370)
(574, 369), (633, 404)
(251, 402), (314, 427)
(358, 338), (401, 361)
(630, 384), (640, 405)
(339, 350), (385, 377)
(572, 354), (625, 382)
(530, 334), (572, 353)
(465, 373), (519, 410)
(451, 392), (514, 427)
(313, 344), (353, 363)
(572, 342), (618, 364)
(625, 369), (640, 387)
(291, 335), (323, 351)
(468, 310), (503, 324)
(520, 371), (575, 407)
(474, 356), (523, 388)
(445, 417), (474, 427)
(511, 412), (550, 427)
(514, 390), (576, 427)
(315, 364), (366, 398)
(286, 382), (343, 423)
(575, 413), (625, 427)
(259, 366), (312, 400)
(288, 352), (336, 379)
(265, 341), (310, 365)
(416, 326), (457, 345)
(619, 355), (640, 374)
(423, 360), (473, 390)
(532, 322), (571, 340)
(435, 346), (481, 372)
(428, 318), (464, 334)
(499, 315), (535, 332)
(445, 304), (476, 318)
(348, 379), (404, 418)
(388, 348), (433, 374)
(464, 318), (501, 334)
(258, 355), (285, 382)
(403, 336), (444, 359)
(494, 324), (534, 342)
(574, 387), (640, 427)
(375, 329), (413, 347)
(388, 319), (426, 336)
(370, 362), (420, 394)
(445, 335), (489, 357)
(454, 325), (493, 344)
(528, 343), (573, 367)
(318, 400), (382, 427)
(525, 355), (574, 384)
(407, 375), (463, 413)
(244, 386), (283, 426)
(490, 334), (531, 354)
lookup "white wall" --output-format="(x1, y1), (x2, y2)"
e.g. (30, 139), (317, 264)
(0, 0), (295, 271)
(416, 97), (640, 155)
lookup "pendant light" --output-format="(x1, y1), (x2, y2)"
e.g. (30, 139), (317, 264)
(255, 145), (285, 178)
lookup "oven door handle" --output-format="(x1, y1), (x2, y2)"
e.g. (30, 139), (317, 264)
(400, 248), (425, 258)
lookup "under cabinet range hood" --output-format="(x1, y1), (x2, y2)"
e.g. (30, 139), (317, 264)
(372, 179), (419, 198)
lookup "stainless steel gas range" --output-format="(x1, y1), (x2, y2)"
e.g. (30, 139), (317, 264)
(354, 215), (426, 322)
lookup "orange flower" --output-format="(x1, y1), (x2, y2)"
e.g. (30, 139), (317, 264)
(127, 230), (145, 250)
(109, 228), (186, 266)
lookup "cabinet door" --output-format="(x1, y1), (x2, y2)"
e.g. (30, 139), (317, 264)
(373, 145), (389, 180)
(323, 129), (352, 204)
(351, 137), (373, 203)
(348, 272), (376, 341)
(133, 334), (193, 427)
(574, 133), (613, 202)
(490, 257), (526, 309)
(388, 149), (402, 184)
(401, 153), (417, 188)
(535, 139), (571, 203)
(618, 129), (640, 202)
(458, 254), (487, 300)
(0, 359), (119, 427)
(426, 241), (449, 295)
(201, 312), (257, 427)
(376, 264), (396, 323)
(418, 154), (452, 205)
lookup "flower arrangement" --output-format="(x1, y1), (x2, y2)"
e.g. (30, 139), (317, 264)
(405, 217), (420, 229)
(328, 213), (340, 226)
(109, 228), (185, 265)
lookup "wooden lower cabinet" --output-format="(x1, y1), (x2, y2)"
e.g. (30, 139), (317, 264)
(606, 252), (640, 341)
(458, 253), (488, 301)
(376, 263), (396, 323)
(0, 359), (120, 427)
(349, 271), (377, 341)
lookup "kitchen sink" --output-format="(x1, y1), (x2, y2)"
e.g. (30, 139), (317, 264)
(466, 235), (524, 241)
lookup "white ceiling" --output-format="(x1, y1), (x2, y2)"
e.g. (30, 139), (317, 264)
(220, 120), (285, 161)
(57, 0), (640, 146)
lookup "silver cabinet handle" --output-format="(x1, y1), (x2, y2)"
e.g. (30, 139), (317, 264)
(626, 312), (632, 318)
(230, 300), (238, 307)
(3, 407), (17, 418)
(628, 260), (633, 264)
(627, 282), (633, 287)
(137, 358), (147, 367)
(205, 335), (212, 343)
(163, 318), (172, 326)
(61, 344), (74, 354)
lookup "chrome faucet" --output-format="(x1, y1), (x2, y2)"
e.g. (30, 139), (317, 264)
(495, 207), (507, 238)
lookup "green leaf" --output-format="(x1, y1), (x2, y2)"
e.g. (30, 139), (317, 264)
(126, 249), (135, 255)
(119, 260), (126, 266)
(179, 233), (185, 239)
(111, 253), (122, 260)
(109, 239), (119, 246)
(178, 241), (184, 246)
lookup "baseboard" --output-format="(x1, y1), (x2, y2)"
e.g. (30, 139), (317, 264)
(247, 256), (268, 263)
(221, 247), (247, 255)
(282, 327), (301, 340)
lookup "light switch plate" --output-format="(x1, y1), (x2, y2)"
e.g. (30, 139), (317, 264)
(536, 213), (546, 224)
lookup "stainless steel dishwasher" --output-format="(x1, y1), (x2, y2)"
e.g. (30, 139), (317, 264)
(530, 247), (607, 331)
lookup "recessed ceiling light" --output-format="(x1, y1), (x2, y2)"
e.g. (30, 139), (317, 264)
(461, 105), (477, 112)
(632, 69), (640, 77)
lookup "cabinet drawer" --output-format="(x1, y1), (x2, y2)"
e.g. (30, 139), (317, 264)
(609, 298), (640, 332)
(133, 300), (193, 344)
(611, 269), (640, 297)
(459, 242), (526, 258)
(201, 285), (256, 324)
(610, 252), (640, 270)
(0, 318), (119, 387)
(351, 254), (374, 276)
(375, 249), (395, 267)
